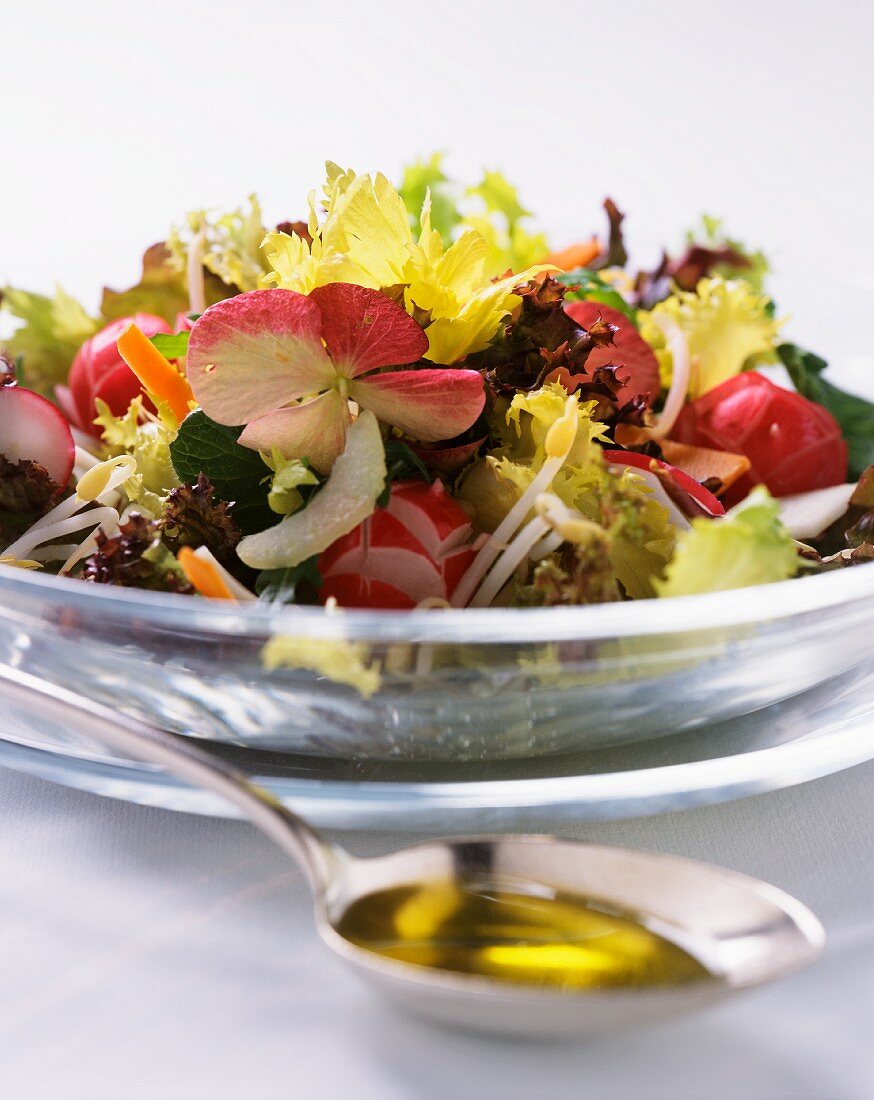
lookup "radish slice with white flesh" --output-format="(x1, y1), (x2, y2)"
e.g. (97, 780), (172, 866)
(777, 483), (857, 540)
(237, 410), (387, 570)
(0, 387), (75, 488)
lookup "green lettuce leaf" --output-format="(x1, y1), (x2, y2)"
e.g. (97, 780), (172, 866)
(166, 194), (268, 293)
(777, 342), (874, 479)
(255, 557), (322, 604)
(556, 267), (638, 323)
(656, 487), (798, 598)
(0, 284), (98, 397)
(150, 331), (190, 358)
(399, 153), (461, 242)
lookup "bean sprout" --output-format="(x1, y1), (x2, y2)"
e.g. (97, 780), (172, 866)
(647, 314), (691, 439)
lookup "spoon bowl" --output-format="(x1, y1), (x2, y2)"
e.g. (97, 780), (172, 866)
(0, 666), (824, 1038)
(315, 836), (823, 1036)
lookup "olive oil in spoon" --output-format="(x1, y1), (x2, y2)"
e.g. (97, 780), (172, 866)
(338, 879), (709, 989)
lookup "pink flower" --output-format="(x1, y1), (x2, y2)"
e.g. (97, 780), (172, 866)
(318, 480), (478, 608)
(187, 285), (486, 472)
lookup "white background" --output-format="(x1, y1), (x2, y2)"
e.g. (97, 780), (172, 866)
(3, 1), (874, 1097)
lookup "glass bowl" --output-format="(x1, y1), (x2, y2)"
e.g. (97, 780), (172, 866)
(1, 271), (872, 763)
(2, 561), (874, 762)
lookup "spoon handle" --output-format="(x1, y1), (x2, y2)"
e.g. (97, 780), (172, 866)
(0, 664), (339, 891)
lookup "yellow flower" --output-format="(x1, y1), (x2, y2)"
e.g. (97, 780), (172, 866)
(262, 164), (551, 364)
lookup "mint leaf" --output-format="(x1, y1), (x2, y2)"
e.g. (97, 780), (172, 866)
(255, 557), (322, 604)
(778, 343), (874, 479)
(169, 410), (274, 534)
(150, 331), (190, 358)
(556, 268), (638, 324)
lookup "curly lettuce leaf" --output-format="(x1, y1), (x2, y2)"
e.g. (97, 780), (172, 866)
(655, 486), (798, 598)
(458, 383), (675, 598)
(81, 513), (192, 592)
(513, 532), (621, 606)
(159, 472), (242, 569)
(686, 214), (769, 294)
(0, 454), (59, 546)
(644, 276), (782, 397)
(94, 396), (180, 515)
(262, 635), (381, 698)
(166, 195), (268, 293)
(0, 284), (98, 397)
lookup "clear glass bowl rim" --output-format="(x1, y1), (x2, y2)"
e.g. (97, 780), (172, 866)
(2, 559), (872, 645)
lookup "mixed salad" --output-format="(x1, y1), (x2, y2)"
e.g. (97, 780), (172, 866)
(2, 157), (873, 614)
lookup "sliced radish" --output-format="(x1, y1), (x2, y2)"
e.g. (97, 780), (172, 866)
(317, 479), (478, 608)
(409, 436), (486, 479)
(0, 387), (76, 487)
(604, 449), (724, 525)
(777, 483), (857, 540)
(319, 574), (417, 610)
(387, 480), (475, 559)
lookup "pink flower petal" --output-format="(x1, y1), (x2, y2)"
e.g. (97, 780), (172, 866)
(188, 289), (336, 425)
(309, 283), (428, 379)
(238, 389), (350, 473)
(350, 369), (485, 443)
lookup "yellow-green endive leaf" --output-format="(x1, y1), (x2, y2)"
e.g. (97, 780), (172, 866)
(656, 486), (798, 598)
(643, 276), (782, 398)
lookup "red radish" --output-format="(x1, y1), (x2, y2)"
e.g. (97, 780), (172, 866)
(318, 480), (477, 609)
(672, 372), (848, 504)
(409, 435), (486, 478)
(0, 386), (76, 487)
(564, 300), (661, 405)
(59, 313), (172, 435)
(604, 449), (725, 518)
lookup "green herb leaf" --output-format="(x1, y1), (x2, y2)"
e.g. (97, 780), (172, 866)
(377, 439), (431, 507)
(556, 268), (638, 325)
(778, 343), (874, 479)
(255, 557), (322, 604)
(150, 331), (190, 358)
(169, 410), (275, 534)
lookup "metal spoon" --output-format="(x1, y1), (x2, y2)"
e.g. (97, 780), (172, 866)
(1, 665), (824, 1038)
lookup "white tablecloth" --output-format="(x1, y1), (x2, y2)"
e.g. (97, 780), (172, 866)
(1, 762), (873, 1099)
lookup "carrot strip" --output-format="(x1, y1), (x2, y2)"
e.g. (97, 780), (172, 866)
(543, 237), (601, 271)
(657, 439), (751, 494)
(116, 323), (195, 423)
(177, 546), (236, 600)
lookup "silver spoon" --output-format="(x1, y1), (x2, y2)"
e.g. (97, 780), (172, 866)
(1, 665), (824, 1038)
